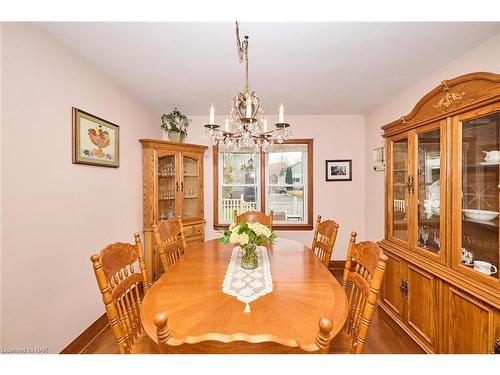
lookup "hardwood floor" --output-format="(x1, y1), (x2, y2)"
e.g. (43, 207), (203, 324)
(81, 269), (424, 354)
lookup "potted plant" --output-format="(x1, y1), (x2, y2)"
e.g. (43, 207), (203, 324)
(220, 221), (277, 270)
(161, 108), (191, 143)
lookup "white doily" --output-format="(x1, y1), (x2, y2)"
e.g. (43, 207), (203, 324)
(222, 246), (273, 313)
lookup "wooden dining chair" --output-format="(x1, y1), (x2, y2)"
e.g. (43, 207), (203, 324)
(152, 218), (187, 273)
(90, 233), (157, 354)
(234, 210), (273, 230)
(310, 215), (339, 267)
(330, 232), (388, 354)
(154, 311), (334, 354)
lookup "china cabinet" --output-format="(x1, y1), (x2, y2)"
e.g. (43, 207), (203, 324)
(380, 72), (500, 354)
(140, 139), (207, 281)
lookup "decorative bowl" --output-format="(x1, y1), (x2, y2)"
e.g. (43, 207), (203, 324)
(462, 209), (499, 222)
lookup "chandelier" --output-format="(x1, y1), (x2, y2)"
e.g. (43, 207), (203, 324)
(203, 22), (292, 152)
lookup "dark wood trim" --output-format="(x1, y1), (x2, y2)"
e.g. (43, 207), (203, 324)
(60, 313), (109, 354)
(328, 260), (346, 270)
(212, 139), (314, 230)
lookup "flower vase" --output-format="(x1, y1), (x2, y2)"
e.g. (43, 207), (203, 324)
(167, 130), (185, 143)
(241, 243), (258, 270)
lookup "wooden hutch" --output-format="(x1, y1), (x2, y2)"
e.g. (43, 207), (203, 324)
(140, 139), (207, 282)
(380, 72), (500, 354)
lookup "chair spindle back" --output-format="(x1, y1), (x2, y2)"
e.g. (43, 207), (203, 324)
(341, 232), (387, 354)
(90, 233), (149, 354)
(310, 215), (339, 267)
(152, 218), (187, 273)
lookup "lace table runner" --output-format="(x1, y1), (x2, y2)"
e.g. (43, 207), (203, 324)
(221, 246), (273, 313)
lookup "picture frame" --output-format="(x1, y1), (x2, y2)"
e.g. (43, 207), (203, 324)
(325, 159), (352, 182)
(373, 147), (385, 171)
(72, 107), (120, 168)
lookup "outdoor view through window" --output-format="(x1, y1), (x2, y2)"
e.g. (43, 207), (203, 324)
(218, 143), (308, 225)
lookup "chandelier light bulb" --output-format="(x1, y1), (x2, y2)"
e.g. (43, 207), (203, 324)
(278, 102), (285, 124)
(203, 22), (292, 153)
(209, 103), (215, 125)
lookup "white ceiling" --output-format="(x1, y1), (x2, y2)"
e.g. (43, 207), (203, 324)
(38, 22), (500, 115)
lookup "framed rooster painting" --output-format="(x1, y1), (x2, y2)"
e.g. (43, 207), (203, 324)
(72, 108), (120, 167)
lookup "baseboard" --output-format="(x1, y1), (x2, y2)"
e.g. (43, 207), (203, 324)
(60, 313), (109, 354)
(328, 260), (345, 270)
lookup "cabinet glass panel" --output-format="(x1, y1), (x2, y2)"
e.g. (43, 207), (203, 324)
(158, 155), (177, 221)
(416, 128), (441, 253)
(392, 138), (408, 242)
(461, 112), (499, 279)
(183, 155), (201, 219)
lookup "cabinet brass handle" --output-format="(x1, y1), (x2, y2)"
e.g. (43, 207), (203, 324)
(400, 279), (408, 298)
(494, 338), (500, 354)
(181, 182), (184, 192)
(176, 182), (179, 192)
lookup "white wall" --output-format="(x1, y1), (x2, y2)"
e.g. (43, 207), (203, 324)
(182, 114), (366, 260)
(1, 23), (161, 352)
(364, 33), (500, 241)
(0, 22), (3, 349)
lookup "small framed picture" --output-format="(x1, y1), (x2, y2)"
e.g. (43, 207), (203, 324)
(373, 147), (385, 171)
(72, 108), (120, 168)
(325, 160), (352, 182)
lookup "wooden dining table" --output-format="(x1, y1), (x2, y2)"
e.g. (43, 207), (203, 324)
(140, 237), (348, 353)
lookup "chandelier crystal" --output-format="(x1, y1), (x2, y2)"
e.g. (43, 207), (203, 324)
(203, 22), (292, 152)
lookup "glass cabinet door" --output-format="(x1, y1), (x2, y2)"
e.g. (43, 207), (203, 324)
(158, 153), (178, 221)
(457, 110), (499, 283)
(182, 153), (203, 220)
(390, 137), (409, 243)
(414, 126), (444, 261)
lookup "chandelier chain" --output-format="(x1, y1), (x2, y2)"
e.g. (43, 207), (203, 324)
(204, 22), (292, 152)
(235, 21), (249, 91)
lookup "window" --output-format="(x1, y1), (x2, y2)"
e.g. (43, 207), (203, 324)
(214, 139), (313, 230)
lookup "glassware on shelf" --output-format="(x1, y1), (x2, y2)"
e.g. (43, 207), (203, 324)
(461, 112), (499, 278)
(419, 225), (430, 249)
(166, 210), (174, 220)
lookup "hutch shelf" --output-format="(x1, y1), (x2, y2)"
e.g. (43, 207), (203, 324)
(380, 72), (500, 354)
(140, 139), (207, 282)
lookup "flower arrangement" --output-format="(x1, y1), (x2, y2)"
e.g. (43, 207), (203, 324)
(220, 221), (276, 269)
(161, 108), (191, 142)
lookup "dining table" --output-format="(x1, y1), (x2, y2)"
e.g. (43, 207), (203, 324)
(140, 237), (349, 353)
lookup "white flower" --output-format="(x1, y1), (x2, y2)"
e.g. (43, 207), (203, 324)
(229, 232), (239, 244)
(239, 233), (249, 245)
(248, 222), (271, 238)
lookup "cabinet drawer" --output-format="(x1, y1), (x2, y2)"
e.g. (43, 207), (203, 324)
(192, 224), (204, 236)
(186, 235), (203, 245)
(183, 223), (204, 238)
(183, 224), (194, 237)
